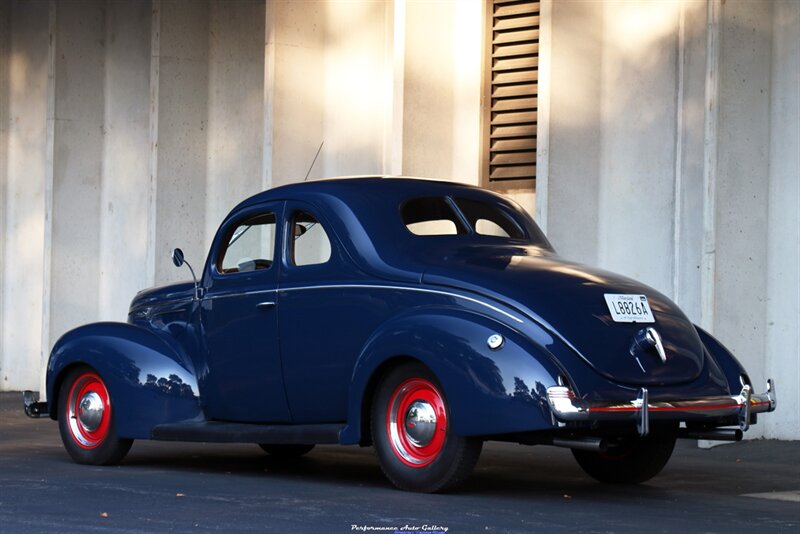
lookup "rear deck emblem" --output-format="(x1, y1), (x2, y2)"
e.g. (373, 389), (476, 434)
(631, 327), (667, 364)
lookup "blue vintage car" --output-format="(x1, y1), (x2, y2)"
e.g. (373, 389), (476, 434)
(24, 177), (776, 492)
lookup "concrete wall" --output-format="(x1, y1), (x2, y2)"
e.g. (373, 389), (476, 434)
(1, 0), (797, 439)
(402, 0), (482, 186)
(0, 0), (8, 390)
(2, 1), (50, 390)
(762, 0), (799, 438)
(542, 0), (799, 439)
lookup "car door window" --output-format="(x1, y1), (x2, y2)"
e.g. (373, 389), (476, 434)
(291, 211), (331, 266)
(218, 212), (276, 274)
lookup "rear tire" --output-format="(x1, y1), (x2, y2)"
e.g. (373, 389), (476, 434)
(371, 362), (482, 493)
(57, 366), (133, 465)
(572, 428), (677, 484)
(258, 444), (315, 458)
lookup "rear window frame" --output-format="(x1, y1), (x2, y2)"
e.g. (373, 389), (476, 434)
(399, 195), (532, 242)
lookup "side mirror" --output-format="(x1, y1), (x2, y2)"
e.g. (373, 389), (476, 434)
(170, 247), (202, 299)
(171, 248), (185, 267)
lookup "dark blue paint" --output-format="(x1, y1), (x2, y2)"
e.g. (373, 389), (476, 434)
(45, 177), (754, 443)
(46, 322), (202, 438)
(200, 201), (290, 422)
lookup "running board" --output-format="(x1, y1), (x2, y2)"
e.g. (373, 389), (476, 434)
(151, 421), (344, 445)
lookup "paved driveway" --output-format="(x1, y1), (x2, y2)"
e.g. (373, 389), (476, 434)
(1, 392), (797, 533)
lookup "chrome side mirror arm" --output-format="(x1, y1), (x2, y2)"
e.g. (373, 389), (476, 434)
(171, 248), (203, 300)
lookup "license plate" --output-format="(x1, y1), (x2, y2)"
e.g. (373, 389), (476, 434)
(604, 294), (655, 323)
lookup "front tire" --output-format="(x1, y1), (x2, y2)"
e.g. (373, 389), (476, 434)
(57, 366), (133, 465)
(572, 428), (677, 484)
(371, 362), (482, 493)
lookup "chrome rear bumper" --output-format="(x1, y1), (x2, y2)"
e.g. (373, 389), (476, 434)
(547, 379), (776, 437)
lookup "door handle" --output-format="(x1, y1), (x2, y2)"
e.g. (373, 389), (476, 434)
(256, 301), (276, 309)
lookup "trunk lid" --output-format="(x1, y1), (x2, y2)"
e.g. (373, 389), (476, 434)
(422, 246), (704, 386)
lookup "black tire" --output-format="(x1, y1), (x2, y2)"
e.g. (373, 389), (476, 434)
(57, 366), (133, 465)
(258, 444), (315, 458)
(572, 429), (677, 484)
(371, 362), (482, 493)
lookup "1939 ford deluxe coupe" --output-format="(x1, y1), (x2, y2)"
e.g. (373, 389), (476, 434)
(24, 177), (776, 492)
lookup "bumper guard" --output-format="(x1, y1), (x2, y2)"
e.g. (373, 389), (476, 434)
(22, 391), (49, 418)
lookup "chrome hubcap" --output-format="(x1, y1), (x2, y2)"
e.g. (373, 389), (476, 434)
(77, 391), (104, 432)
(404, 400), (437, 446)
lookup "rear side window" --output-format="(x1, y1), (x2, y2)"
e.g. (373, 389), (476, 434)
(401, 197), (467, 236)
(454, 198), (525, 239)
(291, 211), (331, 266)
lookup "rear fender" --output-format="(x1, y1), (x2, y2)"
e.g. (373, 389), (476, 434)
(694, 325), (748, 393)
(340, 308), (562, 444)
(46, 322), (202, 439)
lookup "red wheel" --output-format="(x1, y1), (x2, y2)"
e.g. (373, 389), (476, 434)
(65, 372), (112, 449)
(386, 378), (447, 468)
(58, 366), (133, 465)
(371, 362), (482, 492)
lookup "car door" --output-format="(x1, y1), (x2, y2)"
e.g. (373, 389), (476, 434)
(277, 201), (378, 423)
(200, 202), (292, 423)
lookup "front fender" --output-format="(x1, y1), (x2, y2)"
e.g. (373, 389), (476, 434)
(46, 322), (202, 439)
(340, 307), (563, 444)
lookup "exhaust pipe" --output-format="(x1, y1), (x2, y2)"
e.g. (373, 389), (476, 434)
(678, 428), (743, 441)
(550, 436), (608, 452)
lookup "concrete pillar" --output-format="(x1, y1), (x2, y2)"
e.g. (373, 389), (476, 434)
(671, 0), (709, 323)
(402, 0), (454, 181)
(596, 0), (681, 292)
(713, 0), (773, 408)
(450, 0), (483, 186)
(764, 0), (799, 440)
(321, 1), (387, 177)
(265, 0), (324, 186)
(98, 0), (153, 320)
(400, 0), (482, 186)
(48, 2), (106, 351)
(545, 0), (603, 265)
(0, 1), (9, 386)
(1, 1), (51, 389)
(205, 0), (266, 243)
(154, 0), (210, 284)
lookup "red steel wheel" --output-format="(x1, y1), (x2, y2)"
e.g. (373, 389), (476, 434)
(58, 366), (133, 465)
(385, 378), (447, 468)
(65, 372), (112, 449)
(371, 362), (482, 493)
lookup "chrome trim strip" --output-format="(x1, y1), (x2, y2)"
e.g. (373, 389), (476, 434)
(277, 284), (524, 324)
(203, 288), (278, 301)
(158, 283), (523, 323)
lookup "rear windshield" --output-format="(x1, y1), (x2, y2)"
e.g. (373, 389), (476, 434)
(400, 196), (529, 241)
(453, 197), (525, 239)
(400, 197), (468, 236)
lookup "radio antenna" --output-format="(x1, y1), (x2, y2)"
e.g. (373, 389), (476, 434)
(304, 141), (324, 181)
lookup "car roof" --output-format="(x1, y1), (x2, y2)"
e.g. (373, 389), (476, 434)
(233, 176), (482, 212)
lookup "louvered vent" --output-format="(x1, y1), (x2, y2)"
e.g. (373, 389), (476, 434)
(483, 0), (539, 191)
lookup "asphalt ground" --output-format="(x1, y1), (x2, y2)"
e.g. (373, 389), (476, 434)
(1, 392), (798, 533)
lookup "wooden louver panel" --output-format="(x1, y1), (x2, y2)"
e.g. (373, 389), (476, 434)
(485, 0), (539, 190)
